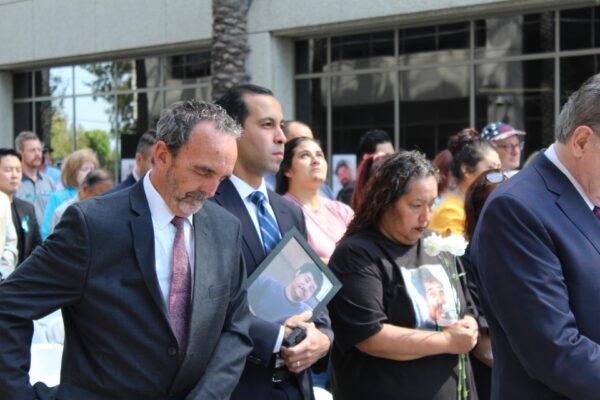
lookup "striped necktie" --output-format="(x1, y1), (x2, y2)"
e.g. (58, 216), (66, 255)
(249, 191), (281, 254)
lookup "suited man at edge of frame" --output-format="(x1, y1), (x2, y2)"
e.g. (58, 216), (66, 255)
(213, 84), (333, 400)
(472, 73), (600, 399)
(0, 100), (253, 399)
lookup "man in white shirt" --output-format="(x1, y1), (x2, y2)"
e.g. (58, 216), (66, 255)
(0, 191), (17, 278)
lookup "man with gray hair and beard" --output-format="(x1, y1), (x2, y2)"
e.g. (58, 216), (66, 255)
(0, 100), (252, 399)
(472, 73), (600, 399)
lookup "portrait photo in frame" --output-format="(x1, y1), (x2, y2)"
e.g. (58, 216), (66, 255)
(247, 228), (342, 324)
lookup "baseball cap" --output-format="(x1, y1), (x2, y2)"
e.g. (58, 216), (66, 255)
(481, 122), (526, 141)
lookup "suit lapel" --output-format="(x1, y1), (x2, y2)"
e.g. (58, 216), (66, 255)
(214, 179), (265, 268)
(129, 182), (170, 324)
(269, 190), (294, 236)
(537, 154), (600, 254)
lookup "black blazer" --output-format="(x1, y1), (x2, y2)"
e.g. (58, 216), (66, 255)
(11, 197), (41, 266)
(212, 179), (333, 400)
(0, 180), (252, 399)
(104, 172), (137, 195)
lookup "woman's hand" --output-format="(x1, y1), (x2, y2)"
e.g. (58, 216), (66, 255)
(442, 315), (479, 354)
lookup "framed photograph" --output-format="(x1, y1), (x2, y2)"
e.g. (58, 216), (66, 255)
(247, 228), (342, 324)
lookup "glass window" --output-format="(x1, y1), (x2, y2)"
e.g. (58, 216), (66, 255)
(36, 98), (74, 162)
(13, 72), (33, 99)
(560, 7), (600, 50)
(399, 66), (470, 158)
(330, 31), (394, 72)
(13, 102), (34, 137)
(476, 59), (555, 153)
(560, 55), (600, 105)
(35, 66), (74, 97)
(164, 86), (211, 107)
(294, 78), (327, 150)
(331, 73), (394, 155)
(399, 22), (470, 65)
(165, 52), (211, 86)
(475, 12), (554, 58)
(75, 95), (116, 171)
(75, 62), (114, 94)
(295, 38), (328, 74)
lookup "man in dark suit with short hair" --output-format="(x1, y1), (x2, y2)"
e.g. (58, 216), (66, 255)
(0, 100), (252, 399)
(472, 73), (600, 399)
(106, 130), (157, 195)
(214, 84), (333, 400)
(0, 148), (41, 266)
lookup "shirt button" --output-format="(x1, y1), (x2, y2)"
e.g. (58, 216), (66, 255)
(168, 347), (177, 356)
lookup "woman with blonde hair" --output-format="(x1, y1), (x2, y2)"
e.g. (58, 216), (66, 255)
(41, 149), (99, 239)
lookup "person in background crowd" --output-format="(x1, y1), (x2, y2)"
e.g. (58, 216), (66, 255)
(335, 160), (354, 206)
(41, 149), (99, 240)
(49, 169), (114, 234)
(357, 129), (395, 162)
(472, 73), (600, 399)
(460, 169), (508, 399)
(0, 99), (252, 399)
(0, 191), (18, 279)
(40, 145), (62, 188)
(430, 129), (500, 237)
(214, 84), (333, 400)
(105, 131), (156, 195)
(351, 152), (390, 210)
(480, 122), (526, 176)
(277, 137), (353, 265)
(431, 149), (454, 206)
(0, 149), (41, 266)
(328, 151), (479, 399)
(14, 131), (56, 233)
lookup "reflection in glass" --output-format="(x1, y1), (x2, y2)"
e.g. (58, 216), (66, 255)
(164, 86), (211, 108)
(399, 23), (469, 65)
(35, 66), (74, 97)
(295, 39), (328, 74)
(13, 72), (33, 99)
(399, 66), (470, 158)
(560, 55), (600, 105)
(75, 95), (115, 171)
(36, 98), (74, 162)
(330, 31), (394, 72)
(13, 103), (34, 135)
(331, 73), (394, 154)
(165, 52), (211, 86)
(475, 12), (554, 58)
(295, 79), (327, 151)
(476, 59), (554, 152)
(560, 7), (600, 50)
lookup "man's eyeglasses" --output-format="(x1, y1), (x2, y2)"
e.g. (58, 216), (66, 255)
(485, 171), (509, 184)
(494, 142), (524, 151)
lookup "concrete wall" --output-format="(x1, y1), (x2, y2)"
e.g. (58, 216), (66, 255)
(0, 72), (13, 147)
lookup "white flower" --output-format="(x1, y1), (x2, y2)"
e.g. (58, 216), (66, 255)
(423, 233), (468, 257)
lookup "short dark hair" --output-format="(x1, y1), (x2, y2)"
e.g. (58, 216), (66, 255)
(275, 136), (318, 195)
(215, 84), (274, 127)
(0, 148), (22, 162)
(282, 120), (311, 137)
(296, 262), (324, 294)
(335, 160), (349, 174)
(136, 130), (157, 156)
(82, 168), (113, 191)
(358, 129), (392, 160)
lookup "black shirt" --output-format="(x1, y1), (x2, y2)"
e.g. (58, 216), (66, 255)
(328, 229), (477, 399)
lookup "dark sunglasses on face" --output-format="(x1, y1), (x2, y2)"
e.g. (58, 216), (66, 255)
(485, 171), (509, 184)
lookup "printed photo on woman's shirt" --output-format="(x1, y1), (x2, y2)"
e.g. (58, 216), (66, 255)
(400, 264), (459, 330)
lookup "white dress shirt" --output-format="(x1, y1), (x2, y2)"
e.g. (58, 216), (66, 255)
(228, 175), (286, 352)
(143, 172), (194, 311)
(545, 144), (594, 211)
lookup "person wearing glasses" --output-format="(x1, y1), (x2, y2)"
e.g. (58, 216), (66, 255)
(480, 122), (526, 176)
(430, 129), (501, 237)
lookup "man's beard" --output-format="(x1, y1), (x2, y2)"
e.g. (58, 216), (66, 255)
(166, 169), (207, 216)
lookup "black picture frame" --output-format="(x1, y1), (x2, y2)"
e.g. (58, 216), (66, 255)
(247, 227), (342, 324)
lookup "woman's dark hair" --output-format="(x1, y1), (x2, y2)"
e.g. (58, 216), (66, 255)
(431, 149), (453, 195)
(351, 152), (390, 210)
(464, 168), (503, 242)
(448, 128), (495, 183)
(344, 151), (438, 239)
(275, 136), (319, 194)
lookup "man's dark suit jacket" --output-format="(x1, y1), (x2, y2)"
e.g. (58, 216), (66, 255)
(104, 172), (137, 195)
(11, 197), (41, 265)
(212, 179), (333, 400)
(0, 180), (252, 399)
(472, 152), (600, 399)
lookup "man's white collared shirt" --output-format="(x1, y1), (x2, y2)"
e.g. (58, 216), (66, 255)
(143, 173), (194, 310)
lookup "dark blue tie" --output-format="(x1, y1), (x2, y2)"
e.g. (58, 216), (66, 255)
(594, 207), (600, 221)
(249, 191), (281, 254)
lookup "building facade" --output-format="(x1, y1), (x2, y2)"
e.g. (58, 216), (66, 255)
(0, 0), (598, 178)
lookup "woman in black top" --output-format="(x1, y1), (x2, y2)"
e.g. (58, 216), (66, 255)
(328, 151), (479, 399)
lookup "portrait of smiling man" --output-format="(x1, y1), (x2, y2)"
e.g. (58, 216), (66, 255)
(0, 100), (252, 399)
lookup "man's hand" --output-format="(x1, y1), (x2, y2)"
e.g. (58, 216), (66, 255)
(442, 315), (479, 354)
(280, 318), (330, 374)
(283, 311), (312, 337)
